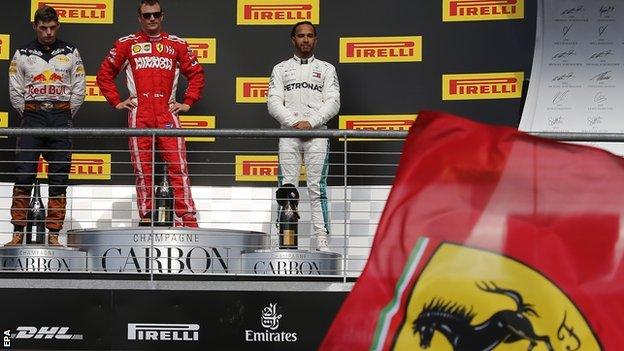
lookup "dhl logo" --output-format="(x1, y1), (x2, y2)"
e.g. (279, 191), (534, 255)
(443, 0), (524, 22)
(235, 155), (306, 182)
(37, 154), (111, 180)
(237, 0), (319, 25)
(186, 38), (216, 64)
(0, 112), (8, 139)
(338, 114), (417, 141)
(0, 34), (10, 60)
(236, 77), (269, 103)
(339, 36), (422, 63)
(32, 70), (63, 84)
(31, 0), (114, 24)
(85, 75), (105, 102)
(178, 115), (216, 142)
(443, 72), (524, 100)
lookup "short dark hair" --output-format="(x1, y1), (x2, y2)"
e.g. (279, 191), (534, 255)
(138, 0), (161, 13)
(34, 6), (59, 25)
(291, 21), (316, 37)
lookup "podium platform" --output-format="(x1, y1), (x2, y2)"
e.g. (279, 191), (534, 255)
(0, 246), (87, 271)
(0, 228), (350, 350)
(67, 227), (268, 274)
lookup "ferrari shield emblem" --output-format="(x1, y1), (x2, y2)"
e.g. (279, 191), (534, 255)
(156, 43), (164, 53)
(391, 243), (601, 351)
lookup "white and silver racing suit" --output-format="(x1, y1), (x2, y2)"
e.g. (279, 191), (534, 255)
(268, 55), (340, 238)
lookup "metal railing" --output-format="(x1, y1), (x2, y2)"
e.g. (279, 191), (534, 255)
(0, 128), (407, 281)
(1, 127), (620, 280)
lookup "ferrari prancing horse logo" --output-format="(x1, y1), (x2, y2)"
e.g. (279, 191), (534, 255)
(392, 243), (601, 351)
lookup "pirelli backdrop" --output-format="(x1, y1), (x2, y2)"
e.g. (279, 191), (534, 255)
(0, 0), (536, 187)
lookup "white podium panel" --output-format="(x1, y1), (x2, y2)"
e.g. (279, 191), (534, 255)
(68, 227), (269, 274)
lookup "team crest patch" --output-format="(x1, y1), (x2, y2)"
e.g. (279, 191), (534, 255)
(391, 243), (601, 351)
(156, 43), (163, 53)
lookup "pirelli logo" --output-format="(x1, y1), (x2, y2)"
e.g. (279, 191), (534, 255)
(235, 155), (306, 182)
(443, 72), (523, 100)
(186, 38), (216, 64)
(37, 154), (112, 180)
(339, 36), (422, 63)
(236, 77), (269, 103)
(179, 115), (216, 142)
(0, 112), (8, 139)
(443, 0), (524, 21)
(31, 0), (114, 24)
(0, 34), (10, 60)
(85, 75), (105, 102)
(339, 114), (417, 141)
(237, 0), (319, 25)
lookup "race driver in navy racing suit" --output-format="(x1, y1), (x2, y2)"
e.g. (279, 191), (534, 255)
(6, 5), (85, 246)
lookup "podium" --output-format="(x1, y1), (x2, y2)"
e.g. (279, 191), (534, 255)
(0, 246), (87, 272)
(242, 249), (342, 275)
(68, 227), (268, 274)
(0, 227), (343, 275)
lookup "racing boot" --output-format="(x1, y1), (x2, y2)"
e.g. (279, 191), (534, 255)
(47, 230), (62, 247)
(5, 226), (24, 246)
(47, 195), (67, 233)
(310, 234), (330, 252)
(178, 213), (199, 228)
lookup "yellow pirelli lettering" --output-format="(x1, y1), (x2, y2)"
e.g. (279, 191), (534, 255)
(443, 0), (524, 22)
(443, 72), (524, 100)
(32, 0), (114, 24)
(179, 115), (216, 142)
(340, 36), (422, 63)
(236, 77), (270, 103)
(237, 0), (319, 25)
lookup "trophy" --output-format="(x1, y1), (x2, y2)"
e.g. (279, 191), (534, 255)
(154, 164), (174, 226)
(276, 184), (299, 249)
(25, 180), (46, 244)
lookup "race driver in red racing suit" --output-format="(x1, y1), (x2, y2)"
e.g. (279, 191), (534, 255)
(96, 0), (204, 227)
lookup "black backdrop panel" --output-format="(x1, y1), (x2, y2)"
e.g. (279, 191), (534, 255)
(0, 1), (536, 186)
(0, 288), (347, 350)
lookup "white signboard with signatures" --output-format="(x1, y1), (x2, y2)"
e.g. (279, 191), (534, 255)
(520, 1), (624, 154)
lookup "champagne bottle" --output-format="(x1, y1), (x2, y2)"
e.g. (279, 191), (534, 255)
(25, 180), (46, 244)
(154, 164), (174, 226)
(278, 200), (299, 249)
(277, 185), (300, 249)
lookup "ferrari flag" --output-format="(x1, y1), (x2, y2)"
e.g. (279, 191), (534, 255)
(321, 111), (624, 350)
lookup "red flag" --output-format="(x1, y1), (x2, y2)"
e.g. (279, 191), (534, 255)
(321, 111), (624, 350)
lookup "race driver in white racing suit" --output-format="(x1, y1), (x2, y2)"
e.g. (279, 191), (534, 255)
(268, 21), (340, 251)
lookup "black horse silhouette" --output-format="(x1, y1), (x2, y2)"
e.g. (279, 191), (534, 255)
(412, 281), (553, 351)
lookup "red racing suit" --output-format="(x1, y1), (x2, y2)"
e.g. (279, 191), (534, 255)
(96, 31), (204, 222)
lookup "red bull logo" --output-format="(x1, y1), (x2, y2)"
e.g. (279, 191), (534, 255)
(29, 70), (68, 96)
(32, 70), (64, 84)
